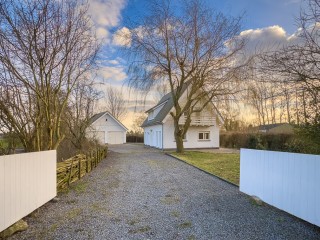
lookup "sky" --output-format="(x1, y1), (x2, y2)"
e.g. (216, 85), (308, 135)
(88, 0), (305, 129)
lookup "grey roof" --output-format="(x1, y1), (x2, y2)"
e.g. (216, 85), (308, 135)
(89, 111), (128, 130)
(141, 83), (224, 128)
(89, 112), (106, 125)
(258, 123), (289, 131)
(141, 91), (174, 127)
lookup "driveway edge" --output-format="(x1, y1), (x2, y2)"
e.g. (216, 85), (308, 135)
(165, 153), (239, 188)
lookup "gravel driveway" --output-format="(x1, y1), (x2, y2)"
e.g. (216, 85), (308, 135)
(11, 144), (320, 240)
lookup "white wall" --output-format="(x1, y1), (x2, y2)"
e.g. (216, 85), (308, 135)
(240, 149), (320, 227)
(88, 113), (127, 144)
(144, 125), (163, 149)
(162, 117), (219, 149)
(0, 151), (57, 232)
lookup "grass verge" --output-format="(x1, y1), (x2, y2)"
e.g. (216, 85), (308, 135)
(171, 151), (240, 185)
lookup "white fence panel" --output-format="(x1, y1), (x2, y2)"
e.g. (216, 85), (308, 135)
(240, 149), (320, 227)
(0, 150), (56, 232)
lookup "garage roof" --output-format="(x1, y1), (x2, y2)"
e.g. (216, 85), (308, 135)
(89, 111), (128, 131)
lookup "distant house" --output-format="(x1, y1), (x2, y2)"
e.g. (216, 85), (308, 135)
(257, 123), (294, 134)
(141, 87), (223, 150)
(86, 111), (128, 144)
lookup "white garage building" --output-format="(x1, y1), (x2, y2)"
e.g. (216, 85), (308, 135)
(86, 111), (127, 144)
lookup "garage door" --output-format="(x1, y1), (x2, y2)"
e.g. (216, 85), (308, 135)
(107, 131), (123, 144)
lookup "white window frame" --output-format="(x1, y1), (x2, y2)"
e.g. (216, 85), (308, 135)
(198, 131), (210, 141)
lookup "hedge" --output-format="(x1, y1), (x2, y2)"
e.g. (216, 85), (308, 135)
(220, 133), (294, 152)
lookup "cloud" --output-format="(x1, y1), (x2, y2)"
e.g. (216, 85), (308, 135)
(99, 66), (127, 81)
(89, 0), (126, 27)
(238, 25), (289, 55)
(235, 25), (310, 57)
(112, 27), (132, 46)
(108, 59), (119, 65)
(88, 0), (127, 42)
(96, 27), (109, 39)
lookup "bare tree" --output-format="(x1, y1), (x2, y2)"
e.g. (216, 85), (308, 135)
(260, 0), (320, 124)
(0, 0), (99, 151)
(64, 79), (102, 150)
(153, 82), (169, 102)
(125, 0), (245, 152)
(131, 112), (147, 135)
(104, 85), (128, 120)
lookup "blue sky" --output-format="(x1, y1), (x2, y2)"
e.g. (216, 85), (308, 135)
(92, 0), (304, 85)
(122, 0), (303, 34)
(207, 0), (303, 34)
(88, 0), (305, 126)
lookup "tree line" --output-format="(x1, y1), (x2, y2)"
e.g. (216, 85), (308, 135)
(122, 0), (319, 153)
(0, 0), (100, 154)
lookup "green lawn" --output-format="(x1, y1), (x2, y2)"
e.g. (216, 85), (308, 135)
(171, 151), (240, 185)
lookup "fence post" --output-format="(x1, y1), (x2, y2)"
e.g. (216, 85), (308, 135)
(90, 151), (93, 171)
(78, 158), (81, 180)
(68, 157), (75, 186)
(86, 153), (89, 173)
(95, 150), (97, 167)
(93, 150), (96, 168)
(97, 148), (99, 163)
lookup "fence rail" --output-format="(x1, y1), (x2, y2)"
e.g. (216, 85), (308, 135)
(57, 147), (107, 191)
(0, 150), (56, 232)
(240, 149), (320, 227)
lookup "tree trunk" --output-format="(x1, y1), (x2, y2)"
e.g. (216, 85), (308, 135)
(175, 134), (184, 153)
(173, 116), (184, 153)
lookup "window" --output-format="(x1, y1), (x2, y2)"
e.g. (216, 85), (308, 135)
(198, 131), (210, 140)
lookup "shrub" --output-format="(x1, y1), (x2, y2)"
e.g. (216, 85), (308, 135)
(220, 133), (294, 152)
(57, 137), (103, 162)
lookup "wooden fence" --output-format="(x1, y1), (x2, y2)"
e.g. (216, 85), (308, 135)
(240, 149), (320, 227)
(0, 150), (56, 232)
(57, 147), (107, 191)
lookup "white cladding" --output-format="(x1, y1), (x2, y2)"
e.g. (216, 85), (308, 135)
(240, 149), (320, 227)
(0, 151), (56, 232)
(87, 113), (127, 144)
(163, 117), (219, 149)
(144, 125), (163, 149)
(143, 89), (220, 149)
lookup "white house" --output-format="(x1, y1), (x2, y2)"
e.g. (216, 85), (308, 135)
(86, 111), (128, 144)
(141, 88), (223, 150)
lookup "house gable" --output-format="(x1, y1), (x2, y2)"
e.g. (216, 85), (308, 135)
(90, 112), (128, 131)
(162, 88), (222, 126)
(141, 92), (174, 127)
(142, 86), (222, 149)
(87, 112), (128, 144)
(142, 85), (223, 128)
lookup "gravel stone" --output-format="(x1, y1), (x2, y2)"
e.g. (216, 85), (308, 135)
(10, 144), (320, 240)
